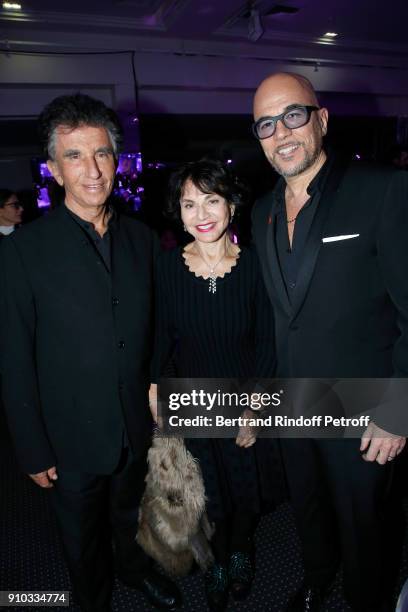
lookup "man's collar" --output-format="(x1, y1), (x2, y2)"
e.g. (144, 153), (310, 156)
(306, 153), (331, 196)
(0, 225), (15, 235)
(274, 149), (331, 211)
(64, 204), (117, 230)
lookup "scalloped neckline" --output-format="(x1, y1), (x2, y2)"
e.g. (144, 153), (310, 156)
(181, 245), (241, 282)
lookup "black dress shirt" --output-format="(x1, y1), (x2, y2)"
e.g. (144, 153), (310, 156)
(65, 205), (114, 271)
(275, 158), (331, 302)
(65, 204), (129, 447)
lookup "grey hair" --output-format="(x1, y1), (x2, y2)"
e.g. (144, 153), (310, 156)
(38, 93), (124, 160)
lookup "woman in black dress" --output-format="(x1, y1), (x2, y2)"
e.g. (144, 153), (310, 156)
(151, 159), (281, 611)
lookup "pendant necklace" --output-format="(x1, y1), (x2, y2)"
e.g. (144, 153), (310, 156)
(195, 245), (227, 294)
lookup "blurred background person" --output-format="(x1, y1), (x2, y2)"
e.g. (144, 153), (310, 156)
(0, 189), (24, 237)
(391, 145), (408, 170)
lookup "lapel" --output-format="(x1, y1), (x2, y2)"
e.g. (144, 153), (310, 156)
(290, 154), (349, 320)
(265, 190), (292, 317)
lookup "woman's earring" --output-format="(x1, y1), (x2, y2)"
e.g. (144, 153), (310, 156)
(183, 223), (187, 231)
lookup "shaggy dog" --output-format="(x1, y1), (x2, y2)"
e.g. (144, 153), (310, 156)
(137, 436), (214, 576)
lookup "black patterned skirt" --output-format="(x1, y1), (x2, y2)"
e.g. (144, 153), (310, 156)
(185, 437), (287, 521)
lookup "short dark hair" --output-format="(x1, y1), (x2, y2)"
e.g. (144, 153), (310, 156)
(38, 93), (124, 160)
(0, 189), (15, 209)
(166, 158), (250, 221)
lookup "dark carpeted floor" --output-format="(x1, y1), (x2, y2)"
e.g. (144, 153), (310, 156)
(1, 408), (407, 612)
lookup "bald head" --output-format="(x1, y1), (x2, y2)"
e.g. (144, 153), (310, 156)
(252, 72), (328, 180)
(254, 72), (319, 118)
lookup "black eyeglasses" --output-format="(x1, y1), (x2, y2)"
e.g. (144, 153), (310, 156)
(252, 105), (319, 140)
(5, 201), (23, 210)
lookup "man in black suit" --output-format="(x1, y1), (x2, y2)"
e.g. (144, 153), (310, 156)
(251, 73), (408, 612)
(0, 94), (181, 612)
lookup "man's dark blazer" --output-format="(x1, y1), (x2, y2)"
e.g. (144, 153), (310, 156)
(252, 155), (408, 423)
(0, 205), (155, 475)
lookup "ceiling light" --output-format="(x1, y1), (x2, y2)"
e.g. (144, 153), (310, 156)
(2, 2), (22, 8)
(323, 32), (338, 38)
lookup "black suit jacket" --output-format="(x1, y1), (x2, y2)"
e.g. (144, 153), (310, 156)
(0, 205), (155, 474)
(252, 156), (408, 430)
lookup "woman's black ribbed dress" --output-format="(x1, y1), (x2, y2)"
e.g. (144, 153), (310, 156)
(154, 245), (285, 521)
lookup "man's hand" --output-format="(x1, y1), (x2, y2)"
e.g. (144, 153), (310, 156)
(29, 466), (58, 488)
(360, 422), (406, 465)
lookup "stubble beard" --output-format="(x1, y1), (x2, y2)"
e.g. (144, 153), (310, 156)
(269, 140), (322, 178)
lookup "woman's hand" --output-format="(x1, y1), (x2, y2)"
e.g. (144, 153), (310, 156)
(149, 383), (158, 423)
(235, 409), (258, 448)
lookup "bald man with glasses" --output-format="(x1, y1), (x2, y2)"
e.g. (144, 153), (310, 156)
(251, 72), (408, 612)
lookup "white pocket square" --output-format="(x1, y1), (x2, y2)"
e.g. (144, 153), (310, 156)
(322, 234), (360, 243)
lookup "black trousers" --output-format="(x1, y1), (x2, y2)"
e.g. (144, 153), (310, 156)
(50, 446), (151, 612)
(280, 438), (402, 612)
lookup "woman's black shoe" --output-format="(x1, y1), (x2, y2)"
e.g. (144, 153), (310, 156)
(228, 551), (254, 601)
(204, 563), (229, 611)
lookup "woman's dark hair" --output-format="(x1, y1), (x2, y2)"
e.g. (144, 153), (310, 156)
(38, 93), (124, 160)
(0, 189), (15, 209)
(166, 158), (250, 221)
